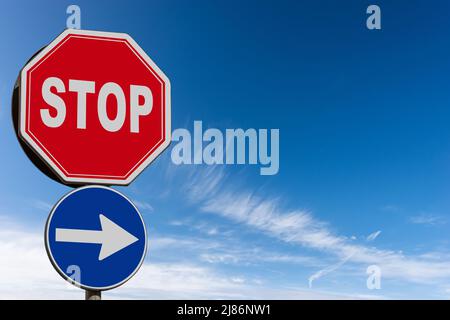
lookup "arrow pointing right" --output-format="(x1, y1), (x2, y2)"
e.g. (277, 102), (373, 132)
(55, 214), (139, 261)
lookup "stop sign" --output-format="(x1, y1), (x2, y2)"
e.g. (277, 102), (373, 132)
(16, 29), (171, 185)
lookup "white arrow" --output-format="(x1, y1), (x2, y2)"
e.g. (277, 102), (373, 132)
(55, 214), (139, 261)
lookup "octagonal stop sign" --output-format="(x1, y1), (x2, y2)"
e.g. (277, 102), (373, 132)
(13, 29), (171, 185)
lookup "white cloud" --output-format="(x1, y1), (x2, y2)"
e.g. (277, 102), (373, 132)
(230, 277), (246, 284)
(168, 220), (185, 226)
(32, 200), (53, 212)
(184, 167), (450, 286)
(0, 222), (368, 300)
(410, 214), (446, 226)
(308, 254), (354, 288)
(148, 232), (322, 268)
(381, 205), (401, 213)
(204, 192), (450, 284)
(0, 227), (80, 299)
(132, 200), (154, 212)
(183, 166), (226, 203)
(201, 193), (344, 252)
(113, 263), (382, 299)
(366, 231), (381, 242)
(200, 253), (240, 264)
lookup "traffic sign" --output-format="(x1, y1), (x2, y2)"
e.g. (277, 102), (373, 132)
(45, 186), (147, 290)
(16, 29), (171, 186)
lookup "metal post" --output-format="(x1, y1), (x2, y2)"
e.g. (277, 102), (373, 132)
(85, 290), (101, 300)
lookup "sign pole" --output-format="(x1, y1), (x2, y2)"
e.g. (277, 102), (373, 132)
(85, 290), (101, 300)
(16, 29), (166, 301)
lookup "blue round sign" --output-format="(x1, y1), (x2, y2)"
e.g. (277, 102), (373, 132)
(45, 186), (147, 291)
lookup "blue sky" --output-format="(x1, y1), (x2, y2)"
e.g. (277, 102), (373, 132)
(1, 0), (450, 299)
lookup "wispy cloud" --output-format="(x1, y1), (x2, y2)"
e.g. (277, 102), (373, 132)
(203, 192), (450, 284)
(183, 166), (226, 203)
(410, 214), (446, 226)
(184, 167), (450, 286)
(132, 199), (154, 212)
(380, 205), (401, 213)
(0, 222), (369, 300)
(32, 200), (53, 212)
(168, 220), (185, 226)
(199, 250), (321, 268)
(308, 254), (354, 288)
(149, 234), (322, 268)
(193, 221), (225, 237)
(366, 231), (381, 242)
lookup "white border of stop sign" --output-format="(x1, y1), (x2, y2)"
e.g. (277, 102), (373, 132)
(18, 29), (171, 186)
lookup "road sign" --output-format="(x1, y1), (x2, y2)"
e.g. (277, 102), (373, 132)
(45, 186), (147, 291)
(17, 29), (171, 186)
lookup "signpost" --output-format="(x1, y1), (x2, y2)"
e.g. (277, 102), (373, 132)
(13, 29), (171, 299)
(45, 186), (147, 291)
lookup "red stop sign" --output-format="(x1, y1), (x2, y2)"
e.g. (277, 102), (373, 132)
(18, 29), (171, 185)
